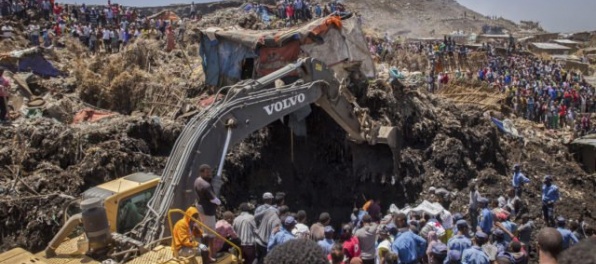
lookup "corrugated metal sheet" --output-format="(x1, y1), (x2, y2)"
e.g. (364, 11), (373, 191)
(531, 42), (571, 50)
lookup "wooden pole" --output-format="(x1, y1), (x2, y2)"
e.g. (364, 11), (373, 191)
(290, 128), (294, 163)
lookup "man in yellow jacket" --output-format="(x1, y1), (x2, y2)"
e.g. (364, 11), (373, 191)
(173, 206), (203, 257)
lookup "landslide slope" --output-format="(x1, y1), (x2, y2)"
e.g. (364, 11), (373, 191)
(345, 0), (521, 37)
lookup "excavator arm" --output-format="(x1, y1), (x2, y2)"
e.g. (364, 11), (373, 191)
(135, 58), (397, 244)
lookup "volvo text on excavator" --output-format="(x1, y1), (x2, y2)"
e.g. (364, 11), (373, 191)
(0, 57), (398, 264)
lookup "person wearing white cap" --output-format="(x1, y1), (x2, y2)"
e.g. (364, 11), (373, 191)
(255, 192), (274, 219)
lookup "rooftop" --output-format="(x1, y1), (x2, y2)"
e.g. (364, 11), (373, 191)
(531, 42), (571, 50)
(553, 39), (582, 44)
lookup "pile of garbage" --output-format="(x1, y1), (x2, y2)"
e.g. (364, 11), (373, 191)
(0, 4), (595, 255)
(0, 116), (182, 251)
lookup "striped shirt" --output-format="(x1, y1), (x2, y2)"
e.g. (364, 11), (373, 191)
(233, 212), (257, 246)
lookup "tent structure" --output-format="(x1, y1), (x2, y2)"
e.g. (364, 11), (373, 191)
(0, 47), (62, 77)
(199, 15), (376, 87)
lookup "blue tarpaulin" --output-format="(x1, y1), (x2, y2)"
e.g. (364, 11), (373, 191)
(17, 53), (62, 77)
(200, 35), (257, 87)
(491, 117), (505, 132)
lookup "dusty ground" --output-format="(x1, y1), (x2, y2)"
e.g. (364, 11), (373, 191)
(0, 0), (594, 258)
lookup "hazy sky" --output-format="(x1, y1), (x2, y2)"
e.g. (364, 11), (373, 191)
(59, 0), (596, 33)
(457, 0), (596, 33)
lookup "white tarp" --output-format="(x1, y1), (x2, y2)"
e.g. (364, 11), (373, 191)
(301, 18), (376, 78)
(389, 200), (445, 216)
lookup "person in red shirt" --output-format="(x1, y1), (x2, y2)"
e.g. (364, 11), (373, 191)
(559, 104), (567, 127)
(53, 3), (62, 16)
(340, 224), (361, 262)
(440, 72), (449, 84)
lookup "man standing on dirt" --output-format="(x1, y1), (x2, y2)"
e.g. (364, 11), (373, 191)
(511, 164), (530, 197)
(469, 180), (481, 231)
(542, 175), (559, 227)
(0, 68), (9, 123)
(477, 197), (492, 235)
(194, 164), (221, 263)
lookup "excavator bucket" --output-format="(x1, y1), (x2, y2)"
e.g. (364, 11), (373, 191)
(349, 125), (400, 185)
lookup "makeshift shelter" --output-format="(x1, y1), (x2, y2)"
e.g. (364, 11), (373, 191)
(0, 47), (62, 77)
(199, 15), (376, 87)
(147, 10), (180, 22)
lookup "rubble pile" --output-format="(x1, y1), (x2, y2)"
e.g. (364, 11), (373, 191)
(0, 2), (595, 257)
(68, 40), (205, 117)
(0, 116), (183, 251)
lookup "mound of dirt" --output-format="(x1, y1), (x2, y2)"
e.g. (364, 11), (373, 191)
(0, 116), (183, 251)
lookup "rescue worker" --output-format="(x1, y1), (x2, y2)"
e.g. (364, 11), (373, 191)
(511, 164), (530, 197)
(477, 197), (492, 234)
(555, 216), (579, 250)
(461, 231), (490, 264)
(542, 175), (559, 227)
(267, 215), (296, 252)
(447, 219), (472, 253)
(391, 212), (427, 264)
(172, 206), (204, 257)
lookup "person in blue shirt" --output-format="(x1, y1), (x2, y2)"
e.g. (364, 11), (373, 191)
(391, 212), (427, 264)
(542, 175), (560, 227)
(447, 220), (472, 254)
(477, 197), (493, 234)
(511, 164), (530, 197)
(491, 229), (508, 255)
(555, 216), (579, 250)
(461, 231), (490, 264)
(267, 216), (296, 252)
(317, 225), (335, 256)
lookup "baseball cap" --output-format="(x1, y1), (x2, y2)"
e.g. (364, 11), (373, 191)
(475, 231), (488, 240)
(456, 219), (468, 228)
(324, 225), (335, 233)
(284, 216), (297, 225)
(493, 229), (504, 237)
(513, 164), (520, 169)
(262, 192), (273, 199)
(543, 175), (553, 181)
(557, 216), (566, 223)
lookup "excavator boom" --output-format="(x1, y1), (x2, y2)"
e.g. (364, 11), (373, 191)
(136, 58), (397, 244)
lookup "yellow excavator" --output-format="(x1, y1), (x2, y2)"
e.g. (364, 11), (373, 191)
(0, 57), (398, 264)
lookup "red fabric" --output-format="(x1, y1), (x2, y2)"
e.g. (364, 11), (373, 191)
(342, 236), (361, 259)
(53, 5), (62, 15)
(257, 40), (301, 77)
(72, 109), (116, 124)
(559, 105), (566, 117)
(0, 77), (10, 97)
(199, 94), (223, 108)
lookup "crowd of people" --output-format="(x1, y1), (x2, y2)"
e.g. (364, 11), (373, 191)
(171, 164), (595, 264)
(241, 0), (348, 28)
(395, 34), (596, 136)
(0, 0), (204, 54)
(475, 54), (596, 136)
